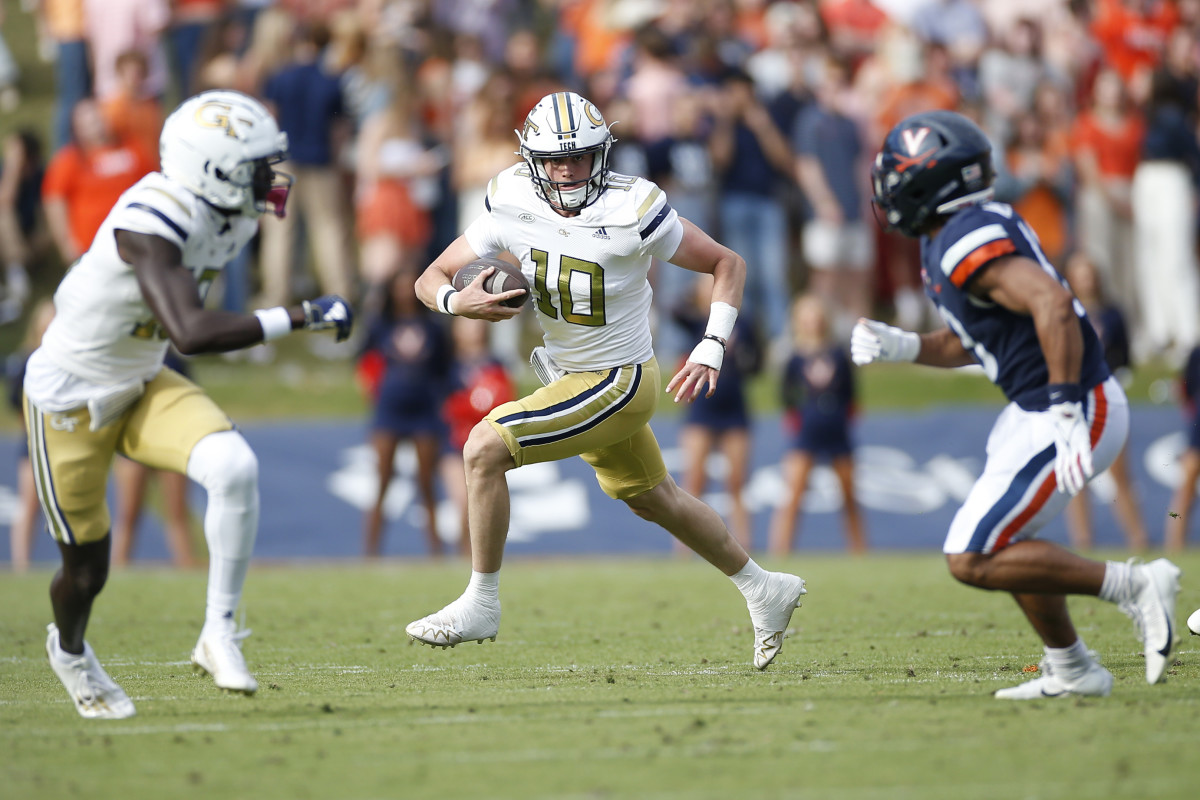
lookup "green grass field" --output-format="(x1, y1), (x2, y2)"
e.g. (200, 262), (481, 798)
(3, 553), (1199, 800)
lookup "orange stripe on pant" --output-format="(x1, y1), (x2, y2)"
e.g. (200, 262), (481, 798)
(993, 383), (1108, 551)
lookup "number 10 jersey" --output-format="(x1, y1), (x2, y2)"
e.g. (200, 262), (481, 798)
(464, 164), (684, 372)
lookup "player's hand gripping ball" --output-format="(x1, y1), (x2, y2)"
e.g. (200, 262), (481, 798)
(453, 257), (530, 308)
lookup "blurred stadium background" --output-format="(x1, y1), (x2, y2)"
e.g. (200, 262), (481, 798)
(4, 8), (1200, 798)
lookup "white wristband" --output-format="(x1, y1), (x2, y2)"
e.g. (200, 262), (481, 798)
(435, 284), (459, 315)
(255, 307), (293, 341)
(704, 301), (738, 342)
(689, 337), (725, 370)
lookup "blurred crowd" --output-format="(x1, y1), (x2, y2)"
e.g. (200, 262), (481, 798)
(4, 0), (1200, 557)
(4, 0), (1200, 361)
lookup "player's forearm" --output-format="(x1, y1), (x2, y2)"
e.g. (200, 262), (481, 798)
(416, 236), (479, 311)
(915, 328), (975, 368)
(168, 307), (300, 355)
(709, 250), (745, 310)
(415, 265), (454, 312)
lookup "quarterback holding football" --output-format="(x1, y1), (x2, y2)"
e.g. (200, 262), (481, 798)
(852, 109), (1180, 698)
(408, 91), (806, 670)
(25, 91), (352, 718)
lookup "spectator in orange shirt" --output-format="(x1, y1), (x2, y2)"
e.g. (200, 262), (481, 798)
(571, 0), (632, 81)
(42, 97), (157, 263)
(101, 50), (164, 169)
(876, 42), (959, 134)
(1003, 110), (1072, 266)
(1092, 0), (1180, 91)
(820, 0), (888, 68)
(1070, 67), (1145, 353)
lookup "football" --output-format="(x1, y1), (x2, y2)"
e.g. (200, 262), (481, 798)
(1189, 608), (1200, 636)
(453, 257), (530, 308)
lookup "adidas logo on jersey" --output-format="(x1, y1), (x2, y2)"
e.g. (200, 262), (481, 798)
(592, 226), (610, 240)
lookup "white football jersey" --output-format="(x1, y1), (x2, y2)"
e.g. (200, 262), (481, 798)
(464, 163), (684, 371)
(28, 172), (257, 404)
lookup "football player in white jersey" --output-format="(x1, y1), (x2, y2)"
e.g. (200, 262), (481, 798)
(854, 110), (1180, 698)
(404, 91), (806, 670)
(24, 91), (353, 719)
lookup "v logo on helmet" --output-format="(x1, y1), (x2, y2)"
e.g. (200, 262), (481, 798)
(892, 127), (935, 173)
(901, 127), (931, 156)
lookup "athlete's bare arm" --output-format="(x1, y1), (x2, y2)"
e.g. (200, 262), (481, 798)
(971, 254), (1083, 384)
(118, 229), (302, 354)
(665, 218), (747, 402)
(666, 218), (746, 309)
(414, 234), (523, 322)
(914, 328), (976, 368)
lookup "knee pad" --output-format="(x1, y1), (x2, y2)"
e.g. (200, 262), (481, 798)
(187, 430), (259, 504)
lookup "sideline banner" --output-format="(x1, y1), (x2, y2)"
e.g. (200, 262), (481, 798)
(0, 406), (1192, 562)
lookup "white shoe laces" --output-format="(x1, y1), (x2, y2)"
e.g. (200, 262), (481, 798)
(58, 650), (118, 702)
(215, 627), (251, 653)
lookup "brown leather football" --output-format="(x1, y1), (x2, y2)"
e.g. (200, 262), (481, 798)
(452, 257), (530, 308)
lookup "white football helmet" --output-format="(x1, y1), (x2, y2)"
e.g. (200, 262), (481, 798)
(160, 90), (293, 218)
(516, 92), (614, 211)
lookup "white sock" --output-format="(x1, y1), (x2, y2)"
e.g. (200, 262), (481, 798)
(1098, 560), (1137, 603)
(729, 558), (769, 601)
(463, 570), (500, 605)
(1044, 639), (1092, 683)
(187, 431), (260, 630)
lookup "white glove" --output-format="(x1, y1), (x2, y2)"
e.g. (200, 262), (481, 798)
(1046, 401), (1094, 496)
(850, 318), (920, 366)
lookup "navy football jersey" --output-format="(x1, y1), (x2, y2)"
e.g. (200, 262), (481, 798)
(920, 202), (1109, 411)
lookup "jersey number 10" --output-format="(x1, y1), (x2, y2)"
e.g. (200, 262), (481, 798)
(529, 249), (607, 326)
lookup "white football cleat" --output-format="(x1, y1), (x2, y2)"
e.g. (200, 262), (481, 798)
(45, 623), (136, 720)
(1119, 558), (1181, 684)
(192, 622), (258, 694)
(994, 658), (1113, 700)
(747, 572), (806, 670)
(1188, 608), (1200, 636)
(406, 595), (500, 648)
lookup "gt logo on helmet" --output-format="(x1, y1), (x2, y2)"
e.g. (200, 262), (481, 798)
(517, 91), (616, 212)
(583, 102), (604, 127)
(161, 90), (290, 217)
(193, 101), (253, 139)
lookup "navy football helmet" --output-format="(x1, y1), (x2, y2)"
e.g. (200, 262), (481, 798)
(871, 110), (995, 237)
